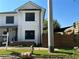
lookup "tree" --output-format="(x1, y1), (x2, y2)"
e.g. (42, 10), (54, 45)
(53, 20), (60, 29)
(43, 19), (60, 33)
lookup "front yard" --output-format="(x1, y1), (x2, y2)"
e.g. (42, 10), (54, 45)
(0, 47), (74, 56)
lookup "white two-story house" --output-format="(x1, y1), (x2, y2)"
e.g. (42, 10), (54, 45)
(0, 1), (45, 45)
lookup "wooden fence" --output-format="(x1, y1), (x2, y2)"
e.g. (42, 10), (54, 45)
(42, 33), (79, 48)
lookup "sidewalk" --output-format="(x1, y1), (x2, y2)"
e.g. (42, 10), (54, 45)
(0, 47), (48, 50)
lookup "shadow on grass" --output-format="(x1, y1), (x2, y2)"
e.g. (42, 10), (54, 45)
(32, 53), (41, 56)
(56, 48), (74, 50)
(7, 50), (20, 56)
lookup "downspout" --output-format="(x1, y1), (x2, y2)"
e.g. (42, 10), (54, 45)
(40, 9), (46, 46)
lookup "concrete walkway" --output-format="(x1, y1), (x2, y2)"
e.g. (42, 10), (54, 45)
(0, 47), (48, 50)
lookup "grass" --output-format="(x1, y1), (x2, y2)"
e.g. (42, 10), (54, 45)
(0, 49), (30, 55)
(74, 49), (79, 59)
(0, 48), (74, 56)
(33, 49), (74, 56)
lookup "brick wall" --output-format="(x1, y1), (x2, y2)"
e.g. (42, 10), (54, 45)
(42, 33), (79, 48)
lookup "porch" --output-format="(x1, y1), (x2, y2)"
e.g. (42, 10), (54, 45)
(0, 26), (17, 46)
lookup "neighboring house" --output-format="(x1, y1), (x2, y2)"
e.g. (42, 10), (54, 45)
(0, 1), (45, 45)
(54, 21), (79, 35)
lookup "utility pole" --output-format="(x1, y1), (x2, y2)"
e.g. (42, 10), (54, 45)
(48, 0), (54, 53)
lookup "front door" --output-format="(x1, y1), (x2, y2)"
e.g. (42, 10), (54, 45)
(8, 27), (17, 42)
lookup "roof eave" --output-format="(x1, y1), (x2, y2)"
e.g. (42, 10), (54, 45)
(0, 11), (17, 14)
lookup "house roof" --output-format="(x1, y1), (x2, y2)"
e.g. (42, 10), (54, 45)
(15, 1), (45, 11)
(0, 1), (45, 14)
(54, 26), (72, 32)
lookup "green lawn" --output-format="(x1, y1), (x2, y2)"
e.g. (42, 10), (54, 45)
(0, 49), (30, 55)
(0, 48), (74, 56)
(74, 49), (79, 59)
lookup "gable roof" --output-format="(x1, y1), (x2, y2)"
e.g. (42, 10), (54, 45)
(15, 1), (45, 11)
(0, 1), (45, 14)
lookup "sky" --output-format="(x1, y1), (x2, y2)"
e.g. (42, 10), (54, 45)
(0, 0), (79, 27)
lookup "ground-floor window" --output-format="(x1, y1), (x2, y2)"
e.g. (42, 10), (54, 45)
(25, 30), (35, 39)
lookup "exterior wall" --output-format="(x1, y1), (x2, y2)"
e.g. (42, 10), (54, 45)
(0, 14), (18, 26)
(17, 10), (41, 45)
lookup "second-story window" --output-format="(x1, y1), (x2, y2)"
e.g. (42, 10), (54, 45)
(25, 13), (35, 21)
(6, 16), (14, 24)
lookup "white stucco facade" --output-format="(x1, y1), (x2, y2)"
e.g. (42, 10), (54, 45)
(0, 1), (45, 45)
(18, 11), (41, 45)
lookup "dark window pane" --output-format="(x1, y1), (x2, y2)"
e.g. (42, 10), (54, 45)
(25, 13), (35, 21)
(6, 16), (14, 24)
(25, 30), (35, 39)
